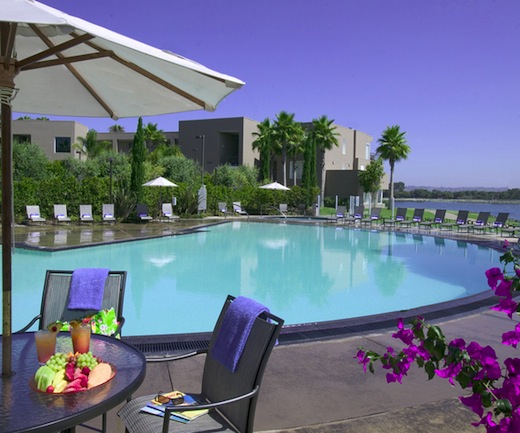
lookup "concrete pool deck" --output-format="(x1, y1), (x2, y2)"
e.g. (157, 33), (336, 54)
(11, 219), (519, 432)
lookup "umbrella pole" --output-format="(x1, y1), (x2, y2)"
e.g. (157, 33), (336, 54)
(1, 101), (13, 376)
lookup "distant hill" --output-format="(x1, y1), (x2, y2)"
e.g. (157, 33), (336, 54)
(405, 186), (509, 192)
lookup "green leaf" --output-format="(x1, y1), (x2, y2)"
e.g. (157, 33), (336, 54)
(496, 399), (512, 415)
(425, 361), (436, 380)
(427, 325), (445, 340)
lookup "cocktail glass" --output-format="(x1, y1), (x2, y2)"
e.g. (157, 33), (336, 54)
(71, 324), (91, 354)
(35, 330), (57, 364)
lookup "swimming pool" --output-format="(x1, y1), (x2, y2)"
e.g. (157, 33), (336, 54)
(7, 222), (499, 337)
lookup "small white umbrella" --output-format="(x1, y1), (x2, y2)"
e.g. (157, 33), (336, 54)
(259, 181), (291, 191)
(143, 177), (178, 209)
(143, 176), (178, 188)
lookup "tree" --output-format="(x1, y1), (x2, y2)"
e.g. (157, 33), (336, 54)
(13, 140), (49, 181)
(108, 124), (125, 133)
(272, 111), (304, 186)
(74, 129), (112, 159)
(287, 125), (305, 187)
(252, 118), (273, 181)
(130, 117), (146, 201)
(143, 122), (167, 151)
(376, 125), (411, 218)
(310, 115), (339, 201)
(358, 158), (385, 212)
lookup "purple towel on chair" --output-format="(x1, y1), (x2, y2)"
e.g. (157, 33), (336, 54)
(212, 296), (269, 373)
(67, 268), (110, 310)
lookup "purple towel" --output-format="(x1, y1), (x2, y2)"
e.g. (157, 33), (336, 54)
(67, 268), (110, 310)
(212, 296), (269, 372)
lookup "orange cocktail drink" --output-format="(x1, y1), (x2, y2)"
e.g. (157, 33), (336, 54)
(71, 324), (91, 354)
(35, 330), (57, 364)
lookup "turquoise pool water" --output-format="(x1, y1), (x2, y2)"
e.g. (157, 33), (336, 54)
(6, 222), (499, 337)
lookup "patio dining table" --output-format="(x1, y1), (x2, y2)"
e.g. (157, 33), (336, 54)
(0, 332), (146, 433)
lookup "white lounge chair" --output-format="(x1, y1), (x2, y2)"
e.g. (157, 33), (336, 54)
(79, 204), (94, 223)
(53, 204), (71, 223)
(161, 203), (179, 222)
(102, 204), (116, 223)
(26, 205), (46, 224)
(233, 201), (248, 216)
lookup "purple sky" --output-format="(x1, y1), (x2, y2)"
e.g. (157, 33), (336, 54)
(20, 0), (520, 189)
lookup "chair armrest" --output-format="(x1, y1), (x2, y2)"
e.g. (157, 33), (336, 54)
(146, 348), (208, 363)
(112, 316), (125, 338)
(14, 314), (41, 333)
(162, 386), (259, 432)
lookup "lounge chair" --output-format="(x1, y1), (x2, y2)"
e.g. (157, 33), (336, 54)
(26, 205), (46, 224)
(218, 202), (232, 218)
(15, 269), (127, 433)
(440, 210), (469, 231)
(118, 294), (284, 433)
(336, 205), (347, 223)
(400, 208), (425, 228)
(279, 203), (288, 215)
(136, 203), (153, 221)
(419, 209), (446, 229)
(79, 204), (94, 223)
(490, 212), (510, 235)
(361, 207), (382, 226)
(53, 204), (71, 223)
(458, 211), (490, 233)
(102, 203), (116, 223)
(384, 207), (407, 227)
(345, 205), (364, 225)
(161, 203), (179, 222)
(233, 201), (248, 216)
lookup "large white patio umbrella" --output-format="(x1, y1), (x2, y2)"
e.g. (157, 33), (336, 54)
(259, 181), (291, 191)
(0, 0), (244, 376)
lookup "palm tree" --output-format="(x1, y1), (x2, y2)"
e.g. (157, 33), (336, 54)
(272, 111), (304, 186)
(287, 126), (305, 186)
(376, 125), (411, 218)
(143, 122), (167, 151)
(252, 118), (273, 181)
(108, 124), (125, 133)
(310, 115), (339, 201)
(74, 128), (112, 159)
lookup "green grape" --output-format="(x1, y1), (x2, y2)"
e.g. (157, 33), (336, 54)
(76, 352), (98, 370)
(46, 352), (68, 372)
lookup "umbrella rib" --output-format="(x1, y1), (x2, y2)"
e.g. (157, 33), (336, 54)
(81, 37), (209, 110)
(17, 28), (94, 69)
(21, 51), (112, 71)
(28, 28), (116, 119)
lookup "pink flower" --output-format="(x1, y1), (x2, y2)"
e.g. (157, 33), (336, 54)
(460, 393), (484, 417)
(486, 267), (503, 288)
(392, 318), (414, 345)
(491, 298), (519, 319)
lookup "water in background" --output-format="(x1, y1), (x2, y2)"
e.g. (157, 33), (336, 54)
(395, 200), (520, 221)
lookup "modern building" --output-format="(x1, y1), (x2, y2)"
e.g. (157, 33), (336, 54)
(11, 116), (386, 202)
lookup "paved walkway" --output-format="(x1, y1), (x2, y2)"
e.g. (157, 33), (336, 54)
(75, 308), (519, 433)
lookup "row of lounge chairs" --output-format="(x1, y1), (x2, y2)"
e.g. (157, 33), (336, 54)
(27, 204), (115, 224)
(336, 205), (517, 236)
(26, 203), (180, 224)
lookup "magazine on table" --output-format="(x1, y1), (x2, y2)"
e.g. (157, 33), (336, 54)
(141, 390), (209, 424)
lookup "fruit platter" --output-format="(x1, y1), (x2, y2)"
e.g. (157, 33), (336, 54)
(31, 352), (115, 394)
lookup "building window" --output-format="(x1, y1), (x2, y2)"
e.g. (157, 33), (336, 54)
(55, 137), (71, 153)
(14, 134), (31, 144)
(365, 144), (370, 160)
(289, 160), (304, 180)
(342, 138), (347, 155)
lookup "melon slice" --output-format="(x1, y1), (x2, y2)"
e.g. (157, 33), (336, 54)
(87, 363), (112, 389)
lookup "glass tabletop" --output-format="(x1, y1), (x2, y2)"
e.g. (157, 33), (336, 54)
(0, 332), (146, 433)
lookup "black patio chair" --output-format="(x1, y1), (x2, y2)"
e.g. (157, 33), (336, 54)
(440, 210), (469, 231)
(361, 207), (382, 226)
(16, 270), (127, 335)
(383, 207), (407, 227)
(15, 269), (127, 433)
(458, 211), (490, 233)
(118, 294), (284, 433)
(419, 209), (446, 229)
(399, 208), (424, 228)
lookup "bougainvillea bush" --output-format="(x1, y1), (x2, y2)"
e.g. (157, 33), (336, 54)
(357, 241), (520, 432)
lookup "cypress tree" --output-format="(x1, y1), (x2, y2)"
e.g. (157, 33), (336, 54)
(130, 117), (146, 201)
